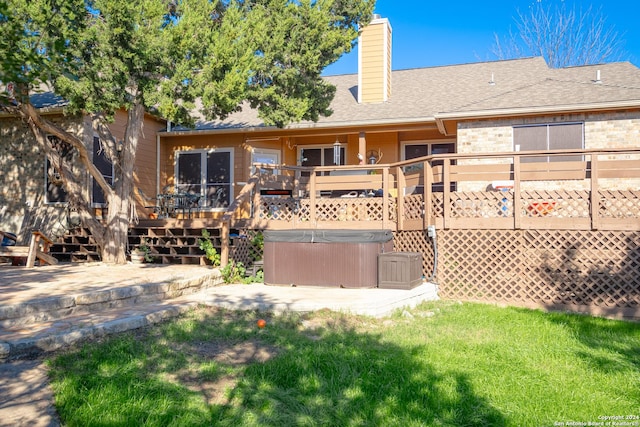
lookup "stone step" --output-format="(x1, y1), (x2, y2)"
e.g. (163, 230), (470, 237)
(0, 270), (222, 328)
(0, 268), (223, 361)
(0, 294), (203, 361)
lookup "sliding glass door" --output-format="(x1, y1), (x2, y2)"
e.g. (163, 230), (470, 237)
(176, 149), (233, 210)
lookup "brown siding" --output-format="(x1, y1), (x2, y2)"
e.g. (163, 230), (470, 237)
(126, 112), (166, 217)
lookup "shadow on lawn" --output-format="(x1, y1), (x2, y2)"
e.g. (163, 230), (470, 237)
(545, 311), (640, 374)
(201, 312), (507, 426)
(51, 308), (508, 426)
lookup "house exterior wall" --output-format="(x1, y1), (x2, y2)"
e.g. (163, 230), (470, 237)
(455, 110), (640, 191)
(0, 111), (166, 235)
(128, 112), (166, 216)
(0, 114), (85, 241)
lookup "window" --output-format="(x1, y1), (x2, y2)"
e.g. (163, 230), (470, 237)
(298, 145), (345, 177)
(251, 148), (280, 174)
(402, 142), (455, 164)
(299, 146), (345, 167)
(44, 136), (73, 204)
(175, 149), (233, 210)
(91, 136), (114, 206)
(513, 123), (583, 163)
(402, 141), (456, 192)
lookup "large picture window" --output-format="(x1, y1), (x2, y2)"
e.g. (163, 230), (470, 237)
(176, 149), (233, 209)
(513, 123), (583, 163)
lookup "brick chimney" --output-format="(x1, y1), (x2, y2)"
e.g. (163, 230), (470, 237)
(358, 14), (392, 104)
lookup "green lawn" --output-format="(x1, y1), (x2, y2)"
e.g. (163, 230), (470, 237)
(47, 301), (640, 426)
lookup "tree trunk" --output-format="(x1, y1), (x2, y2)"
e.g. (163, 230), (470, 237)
(100, 101), (145, 264)
(101, 197), (130, 264)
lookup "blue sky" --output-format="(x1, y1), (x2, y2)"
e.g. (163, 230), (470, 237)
(323, 0), (640, 76)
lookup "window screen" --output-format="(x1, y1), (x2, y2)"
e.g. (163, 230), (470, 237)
(207, 151), (231, 208)
(514, 123), (583, 163)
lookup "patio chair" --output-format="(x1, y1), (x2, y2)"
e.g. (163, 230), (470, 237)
(173, 193), (201, 219)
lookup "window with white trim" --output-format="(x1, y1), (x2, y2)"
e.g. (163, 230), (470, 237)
(251, 148), (280, 174)
(513, 122), (584, 162)
(175, 149), (234, 210)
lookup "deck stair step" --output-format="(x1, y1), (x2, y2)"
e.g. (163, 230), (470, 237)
(128, 225), (224, 265)
(50, 223), (252, 266)
(49, 227), (101, 263)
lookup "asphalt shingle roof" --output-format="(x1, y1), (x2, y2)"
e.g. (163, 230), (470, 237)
(190, 57), (640, 131)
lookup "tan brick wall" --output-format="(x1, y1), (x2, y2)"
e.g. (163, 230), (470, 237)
(455, 111), (640, 191)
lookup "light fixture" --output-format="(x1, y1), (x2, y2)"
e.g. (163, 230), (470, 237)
(333, 138), (341, 165)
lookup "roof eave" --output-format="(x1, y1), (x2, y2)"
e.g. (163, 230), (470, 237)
(0, 105), (66, 118)
(161, 116), (439, 138)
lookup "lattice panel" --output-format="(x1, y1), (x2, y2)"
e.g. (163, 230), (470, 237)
(257, 198), (297, 221)
(393, 230), (435, 279)
(450, 191), (510, 218)
(520, 190), (590, 218)
(431, 193), (444, 217)
(600, 190), (640, 218)
(435, 229), (640, 312)
(258, 197), (396, 223)
(403, 194), (424, 220)
(230, 229), (263, 266)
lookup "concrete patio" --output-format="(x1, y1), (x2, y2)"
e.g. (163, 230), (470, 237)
(0, 263), (439, 361)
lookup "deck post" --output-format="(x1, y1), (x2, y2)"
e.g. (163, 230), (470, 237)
(220, 220), (230, 267)
(442, 159), (451, 229)
(590, 154), (600, 230)
(382, 167), (390, 229)
(358, 132), (366, 163)
(396, 166), (405, 230)
(423, 160), (433, 229)
(513, 155), (521, 230)
(309, 172), (317, 225)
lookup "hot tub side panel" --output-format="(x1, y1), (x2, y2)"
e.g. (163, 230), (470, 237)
(264, 240), (393, 288)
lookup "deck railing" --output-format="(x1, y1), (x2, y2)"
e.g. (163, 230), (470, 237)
(229, 148), (640, 234)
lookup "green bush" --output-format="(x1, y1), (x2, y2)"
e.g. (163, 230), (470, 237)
(198, 230), (221, 267)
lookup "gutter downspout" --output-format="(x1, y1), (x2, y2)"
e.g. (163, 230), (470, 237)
(156, 133), (161, 196)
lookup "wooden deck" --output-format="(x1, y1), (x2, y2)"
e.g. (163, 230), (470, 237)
(229, 148), (640, 232)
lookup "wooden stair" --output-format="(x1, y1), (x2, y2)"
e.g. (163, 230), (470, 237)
(50, 222), (259, 267)
(128, 225), (222, 265)
(49, 227), (101, 263)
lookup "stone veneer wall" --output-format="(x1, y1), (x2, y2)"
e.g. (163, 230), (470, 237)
(0, 114), (87, 243)
(455, 111), (640, 191)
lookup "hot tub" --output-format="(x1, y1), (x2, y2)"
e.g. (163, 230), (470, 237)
(263, 229), (394, 288)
